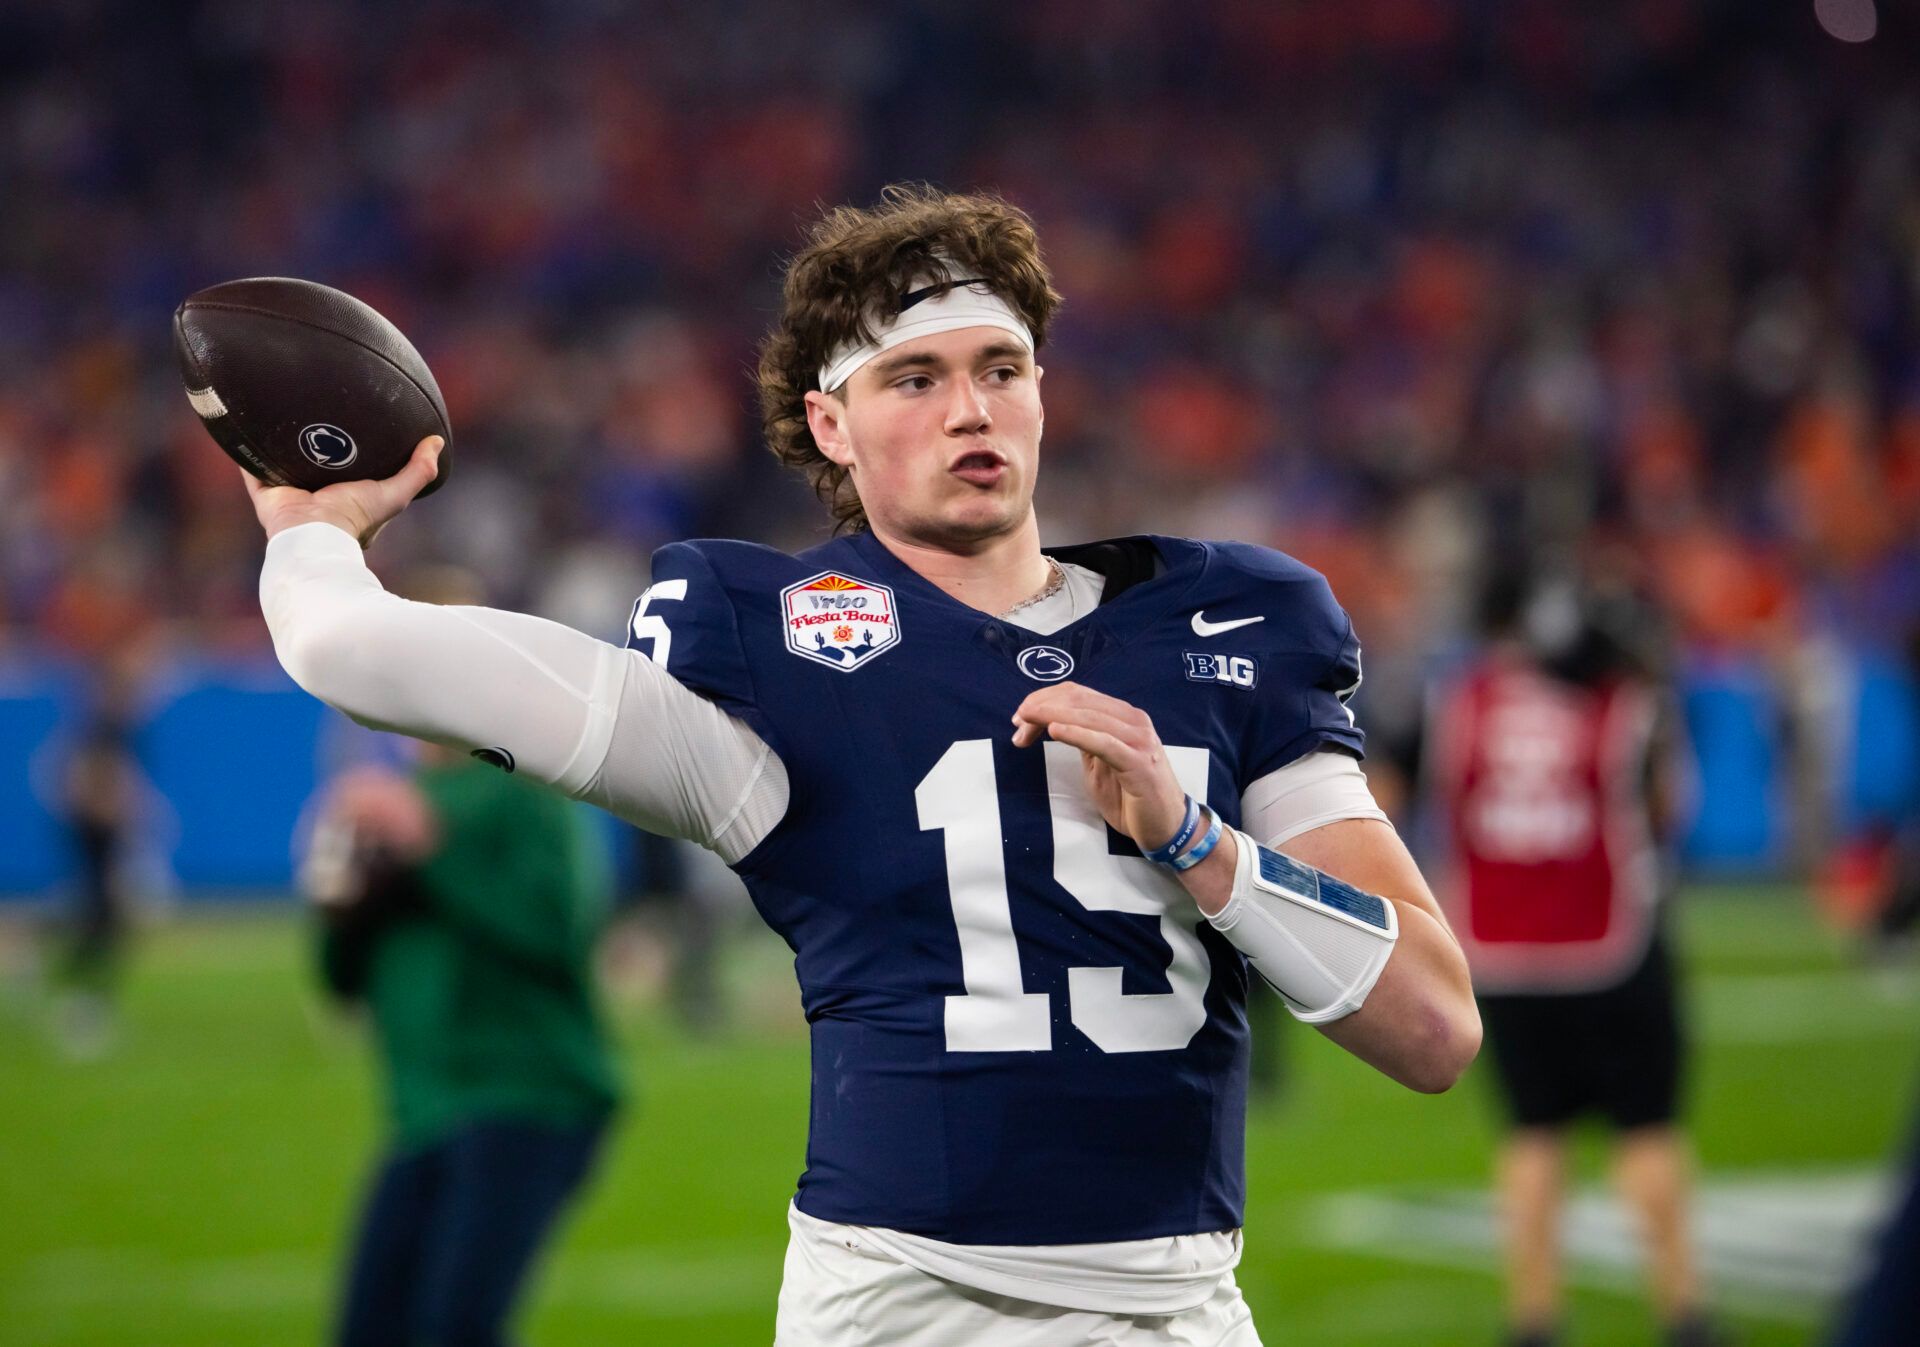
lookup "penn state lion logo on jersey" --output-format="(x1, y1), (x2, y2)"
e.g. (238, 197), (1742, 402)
(781, 571), (901, 671)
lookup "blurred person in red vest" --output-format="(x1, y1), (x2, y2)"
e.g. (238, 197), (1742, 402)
(1427, 571), (1722, 1347)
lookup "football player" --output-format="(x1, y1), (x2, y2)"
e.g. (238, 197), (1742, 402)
(245, 186), (1480, 1344)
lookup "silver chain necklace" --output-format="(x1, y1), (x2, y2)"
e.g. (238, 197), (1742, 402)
(999, 556), (1066, 618)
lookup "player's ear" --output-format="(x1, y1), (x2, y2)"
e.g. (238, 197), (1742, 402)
(805, 389), (855, 468)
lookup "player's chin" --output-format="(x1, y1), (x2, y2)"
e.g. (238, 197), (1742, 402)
(932, 493), (1026, 543)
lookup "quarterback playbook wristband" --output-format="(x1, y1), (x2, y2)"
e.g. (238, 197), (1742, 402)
(1206, 828), (1399, 1024)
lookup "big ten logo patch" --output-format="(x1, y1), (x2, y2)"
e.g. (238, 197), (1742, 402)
(1184, 652), (1258, 689)
(781, 572), (902, 671)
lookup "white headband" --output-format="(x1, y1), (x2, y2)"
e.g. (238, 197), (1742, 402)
(817, 279), (1034, 393)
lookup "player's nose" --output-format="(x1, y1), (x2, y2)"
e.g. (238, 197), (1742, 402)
(943, 379), (991, 434)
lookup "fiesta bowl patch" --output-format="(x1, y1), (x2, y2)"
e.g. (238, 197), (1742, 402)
(781, 571), (901, 671)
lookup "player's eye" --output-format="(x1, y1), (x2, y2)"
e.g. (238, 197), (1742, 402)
(894, 374), (934, 393)
(986, 366), (1019, 384)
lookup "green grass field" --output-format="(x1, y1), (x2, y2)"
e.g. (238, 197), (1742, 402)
(1, 885), (1913, 1346)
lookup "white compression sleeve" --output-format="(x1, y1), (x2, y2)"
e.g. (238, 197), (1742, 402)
(1206, 828), (1400, 1023)
(260, 522), (787, 861)
(1241, 750), (1388, 846)
(578, 666), (789, 864)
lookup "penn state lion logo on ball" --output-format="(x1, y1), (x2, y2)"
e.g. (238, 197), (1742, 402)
(299, 423), (358, 470)
(781, 572), (900, 671)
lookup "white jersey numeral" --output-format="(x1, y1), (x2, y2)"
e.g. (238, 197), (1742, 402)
(917, 739), (1053, 1051)
(629, 578), (689, 667)
(919, 738), (1214, 1054)
(1045, 742), (1213, 1053)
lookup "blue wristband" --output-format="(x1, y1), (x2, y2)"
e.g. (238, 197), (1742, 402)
(1142, 796), (1202, 865)
(1168, 807), (1223, 872)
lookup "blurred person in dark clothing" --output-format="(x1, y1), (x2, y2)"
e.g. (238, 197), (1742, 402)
(53, 653), (148, 1057)
(1427, 574), (1720, 1347)
(302, 572), (621, 1347)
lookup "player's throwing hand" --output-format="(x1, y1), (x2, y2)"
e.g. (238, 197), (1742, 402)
(245, 436), (444, 548)
(1011, 681), (1191, 855)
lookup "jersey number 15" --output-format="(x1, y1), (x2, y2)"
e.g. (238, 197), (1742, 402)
(918, 739), (1213, 1056)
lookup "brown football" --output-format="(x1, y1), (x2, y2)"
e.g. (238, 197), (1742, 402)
(173, 277), (452, 496)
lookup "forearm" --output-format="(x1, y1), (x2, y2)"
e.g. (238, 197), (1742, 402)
(1280, 819), (1477, 1091)
(1198, 813), (1479, 1092)
(262, 523), (624, 787)
(1313, 898), (1479, 1092)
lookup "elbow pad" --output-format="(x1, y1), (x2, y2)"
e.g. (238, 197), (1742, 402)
(1207, 829), (1399, 1024)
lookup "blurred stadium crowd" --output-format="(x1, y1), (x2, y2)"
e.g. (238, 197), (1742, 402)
(2, 0), (1915, 859)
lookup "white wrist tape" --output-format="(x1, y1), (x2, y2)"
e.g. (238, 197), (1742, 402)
(1207, 829), (1399, 1024)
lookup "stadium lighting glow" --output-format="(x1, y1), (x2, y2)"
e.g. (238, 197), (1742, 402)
(1815, 0), (1877, 43)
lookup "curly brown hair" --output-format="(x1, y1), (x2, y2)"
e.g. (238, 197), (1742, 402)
(757, 184), (1062, 533)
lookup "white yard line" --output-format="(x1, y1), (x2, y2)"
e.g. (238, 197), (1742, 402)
(1312, 1167), (1897, 1324)
(1695, 970), (1920, 1045)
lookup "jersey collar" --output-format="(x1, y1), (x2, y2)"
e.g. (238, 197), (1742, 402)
(837, 531), (1210, 678)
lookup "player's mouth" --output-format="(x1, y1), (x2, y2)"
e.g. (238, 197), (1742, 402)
(949, 449), (1007, 487)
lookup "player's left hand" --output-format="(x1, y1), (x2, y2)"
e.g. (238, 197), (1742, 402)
(1011, 682), (1189, 853)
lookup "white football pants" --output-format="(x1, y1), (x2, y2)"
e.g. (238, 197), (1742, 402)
(773, 1213), (1263, 1347)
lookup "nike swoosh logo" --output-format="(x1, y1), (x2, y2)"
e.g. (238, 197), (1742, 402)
(899, 278), (987, 312)
(1191, 611), (1265, 638)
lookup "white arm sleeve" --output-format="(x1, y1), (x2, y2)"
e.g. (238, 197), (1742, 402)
(1240, 750), (1388, 847)
(260, 522), (787, 862)
(1208, 750), (1398, 1023)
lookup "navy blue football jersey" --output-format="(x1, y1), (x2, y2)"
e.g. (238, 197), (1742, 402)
(630, 530), (1364, 1245)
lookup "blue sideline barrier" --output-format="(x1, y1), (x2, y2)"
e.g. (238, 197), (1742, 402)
(1679, 657), (1783, 870)
(1, 657), (327, 895)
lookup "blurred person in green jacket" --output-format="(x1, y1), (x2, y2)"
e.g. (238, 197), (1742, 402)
(301, 570), (620, 1347)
